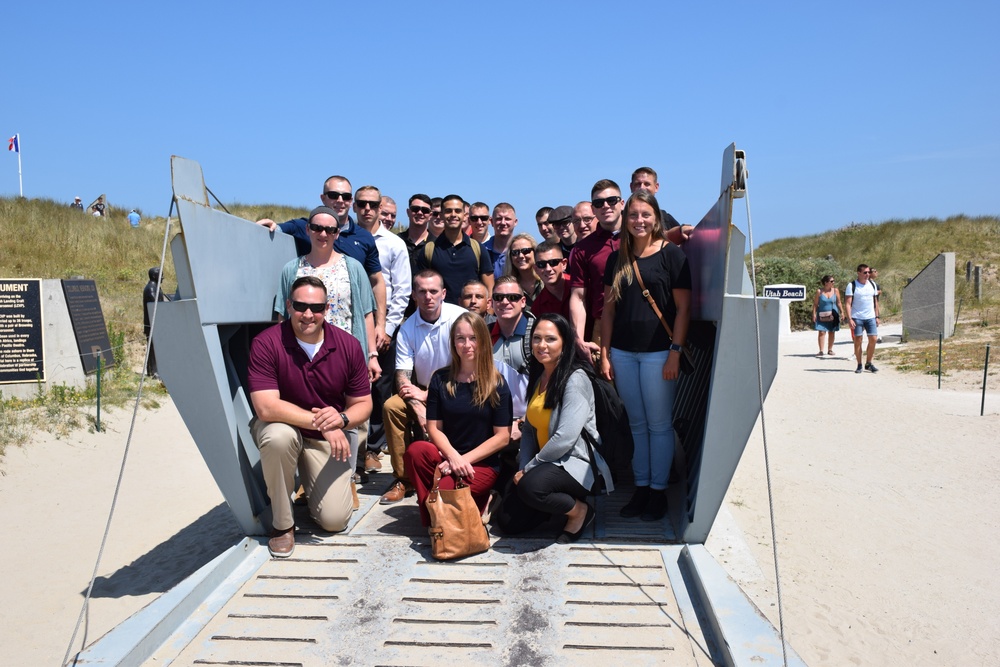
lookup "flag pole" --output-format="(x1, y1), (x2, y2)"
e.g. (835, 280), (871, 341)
(16, 134), (22, 197)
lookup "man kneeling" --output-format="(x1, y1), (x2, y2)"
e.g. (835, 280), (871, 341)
(248, 276), (373, 558)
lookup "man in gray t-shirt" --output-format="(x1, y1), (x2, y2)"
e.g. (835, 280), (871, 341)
(845, 264), (880, 374)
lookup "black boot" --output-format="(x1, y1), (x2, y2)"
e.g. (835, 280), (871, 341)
(620, 486), (650, 518)
(641, 490), (669, 522)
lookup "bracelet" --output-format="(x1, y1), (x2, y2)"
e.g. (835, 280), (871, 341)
(368, 351), (378, 359)
(340, 412), (349, 429)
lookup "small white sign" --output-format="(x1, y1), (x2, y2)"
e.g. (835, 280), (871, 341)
(763, 284), (806, 301)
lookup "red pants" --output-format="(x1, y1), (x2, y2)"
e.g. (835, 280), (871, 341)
(404, 440), (498, 527)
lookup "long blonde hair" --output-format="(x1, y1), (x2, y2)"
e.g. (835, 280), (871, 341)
(445, 311), (502, 408)
(503, 233), (540, 283)
(608, 190), (668, 303)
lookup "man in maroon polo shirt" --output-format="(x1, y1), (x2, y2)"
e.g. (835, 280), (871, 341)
(530, 240), (571, 319)
(248, 276), (372, 558)
(568, 179), (625, 358)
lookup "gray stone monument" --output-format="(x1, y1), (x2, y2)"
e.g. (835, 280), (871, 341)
(902, 252), (956, 341)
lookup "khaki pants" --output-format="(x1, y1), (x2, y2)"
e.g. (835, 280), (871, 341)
(383, 394), (421, 482)
(252, 419), (354, 533)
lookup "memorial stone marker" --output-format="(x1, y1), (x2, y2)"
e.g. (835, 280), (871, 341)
(0, 279), (45, 383)
(61, 279), (115, 374)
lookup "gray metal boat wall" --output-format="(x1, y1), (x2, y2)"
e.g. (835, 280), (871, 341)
(153, 148), (779, 544)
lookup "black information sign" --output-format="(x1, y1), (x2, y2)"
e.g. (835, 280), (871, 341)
(0, 279), (45, 383)
(61, 279), (115, 375)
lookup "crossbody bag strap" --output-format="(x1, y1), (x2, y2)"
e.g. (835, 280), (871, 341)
(631, 255), (675, 341)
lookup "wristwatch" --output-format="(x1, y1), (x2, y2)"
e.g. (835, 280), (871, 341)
(669, 343), (683, 352)
(340, 412), (350, 429)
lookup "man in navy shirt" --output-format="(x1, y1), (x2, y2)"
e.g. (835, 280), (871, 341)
(415, 194), (494, 304)
(257, 175), (389, 350)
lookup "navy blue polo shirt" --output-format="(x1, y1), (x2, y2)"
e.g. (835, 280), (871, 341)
(278, 216), (381, 276)
(415, 233), (494, 304)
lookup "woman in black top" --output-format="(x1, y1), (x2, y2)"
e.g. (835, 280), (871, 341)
(404, 311), (512, 527)
(599, 190), (691, 522)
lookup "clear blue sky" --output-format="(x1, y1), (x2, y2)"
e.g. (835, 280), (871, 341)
(3, 1), (997, 245)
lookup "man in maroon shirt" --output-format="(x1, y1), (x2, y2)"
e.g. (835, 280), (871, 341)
(568, 179), (625, 357)
(530, 241), (571, 319)
(247, 276), (372, 558)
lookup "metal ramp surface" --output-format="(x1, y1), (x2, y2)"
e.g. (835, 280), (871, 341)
(158, 508), (709, 666)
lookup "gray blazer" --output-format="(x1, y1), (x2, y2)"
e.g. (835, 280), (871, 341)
(519, 369), (614, 493)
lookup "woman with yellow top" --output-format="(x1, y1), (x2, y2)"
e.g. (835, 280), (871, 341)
(496, 313), (614, 543)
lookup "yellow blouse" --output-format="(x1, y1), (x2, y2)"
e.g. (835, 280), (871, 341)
(526, 386), (552, 448)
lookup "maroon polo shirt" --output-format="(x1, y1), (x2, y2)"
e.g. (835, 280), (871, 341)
(247, 320), (371, 439)
(568, 226), (620, 338)
(530, 273), (572, 319)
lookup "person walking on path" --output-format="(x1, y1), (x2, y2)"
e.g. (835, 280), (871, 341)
(812, 275), (844, 357)
(845, 264), (880, 373)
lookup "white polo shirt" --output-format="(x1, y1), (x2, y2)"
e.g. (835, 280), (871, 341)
(373, 224), (412, 336)
(395, 302), (466, 387)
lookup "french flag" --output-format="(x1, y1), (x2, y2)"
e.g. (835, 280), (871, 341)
(7, 134), (18, 153)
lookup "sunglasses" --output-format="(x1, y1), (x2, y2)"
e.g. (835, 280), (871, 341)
(309, 222), (339, 235)
(323, 191), (353, 202)
(551, 219), (572, 227)
(470, 215), (490, 223)
(535, 258), (564, 269)
(591, 196), (622, 209)
(510, 247), (534, 257)
(410, 206), (431, 215)
(492, 292), (524, 303)
(861, 271), (870, 274)
(291, 300), (326, 314)
(356, 200), (380, 210)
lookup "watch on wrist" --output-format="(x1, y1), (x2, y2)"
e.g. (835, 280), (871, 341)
(340, 412), (349, 429)
(669, 343), (683, 352)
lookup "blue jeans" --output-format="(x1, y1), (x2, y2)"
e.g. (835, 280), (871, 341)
(610, 348), (676, 491)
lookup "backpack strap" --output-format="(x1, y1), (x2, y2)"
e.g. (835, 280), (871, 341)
(424, 237), (482, 267)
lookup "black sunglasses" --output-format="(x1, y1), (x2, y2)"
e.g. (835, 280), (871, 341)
(492, 292), (524, 303)
(410, 205), (431, 215)
(291, 300), (326, 314)
(591, 196), (622, 209)
(323, 191), (353, 201)
(510, 247), (534, 257)
(356, 200), (380, 210)
(309, 222), (339, 235)
(470, 215), (490, 222)
(535, 258), (564, 269)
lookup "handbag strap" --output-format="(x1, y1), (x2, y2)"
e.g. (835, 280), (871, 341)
(429, 466), (468, 503)
(631, 254), (675, 341)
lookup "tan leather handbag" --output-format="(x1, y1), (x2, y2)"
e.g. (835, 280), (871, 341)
(426, 468), (491, 560)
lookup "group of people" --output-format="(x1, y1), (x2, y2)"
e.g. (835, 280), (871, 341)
(812, 264), (882, 373)
(246, 168), (693, 558)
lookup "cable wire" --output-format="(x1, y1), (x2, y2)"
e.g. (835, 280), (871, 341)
(742, 163), (789, 667)
(62, 198), (175, 666)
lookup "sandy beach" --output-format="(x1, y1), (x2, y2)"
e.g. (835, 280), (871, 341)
(1, 324), (997, 665)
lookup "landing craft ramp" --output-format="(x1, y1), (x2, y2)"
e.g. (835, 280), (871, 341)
(76, 149), (804, 666)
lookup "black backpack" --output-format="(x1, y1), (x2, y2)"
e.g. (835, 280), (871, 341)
(581, 372), (633, 492)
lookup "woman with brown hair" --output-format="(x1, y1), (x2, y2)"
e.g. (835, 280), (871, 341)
(599, 190), (691, 522)
(812, 274), (844, 356)
(404, 312), (512, 527)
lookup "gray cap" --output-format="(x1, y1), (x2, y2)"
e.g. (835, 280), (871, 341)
(548, 205), (574, 225)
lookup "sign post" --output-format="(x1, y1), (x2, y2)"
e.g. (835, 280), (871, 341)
(762, 283), (806, 337)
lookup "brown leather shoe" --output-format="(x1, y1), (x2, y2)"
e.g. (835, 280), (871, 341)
(268, 527), (295, 558)
(351, 481), (360, 511)
(379, 479), (413, 505)
(364, 451), (382, 473)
